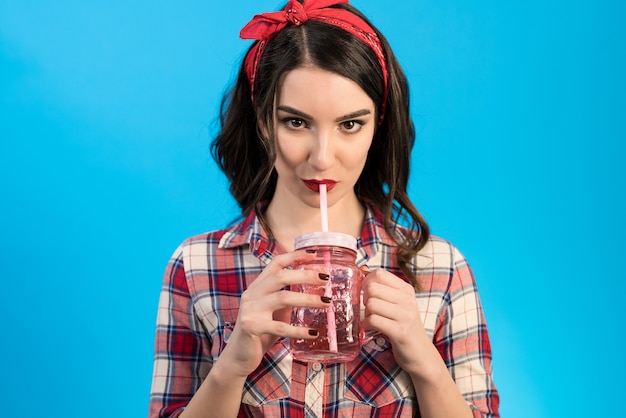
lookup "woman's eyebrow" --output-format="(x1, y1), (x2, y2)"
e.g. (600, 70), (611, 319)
(276, 105), (312, 119)
(276, 105), (371, 122)
(335, 109), (371, 122)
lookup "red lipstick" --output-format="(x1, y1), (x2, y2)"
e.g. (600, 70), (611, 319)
(303, 179), (337, 193)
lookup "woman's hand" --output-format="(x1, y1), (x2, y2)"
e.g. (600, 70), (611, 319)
(362, 268), (476, 418)
(361, 268), (431, 376)
(220, 250), (331, 378)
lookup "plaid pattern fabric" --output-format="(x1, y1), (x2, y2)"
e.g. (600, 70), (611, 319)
(149, 204), (499, 417)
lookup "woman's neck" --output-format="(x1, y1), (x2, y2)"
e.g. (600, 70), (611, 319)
(264, 194), (366, 252)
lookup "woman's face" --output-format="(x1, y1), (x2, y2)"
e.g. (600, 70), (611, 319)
(271, 66), (375, 210)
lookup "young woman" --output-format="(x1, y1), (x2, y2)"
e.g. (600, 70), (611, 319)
(149, 1), (499, 417)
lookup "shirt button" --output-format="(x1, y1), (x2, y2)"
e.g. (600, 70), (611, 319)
(375, 337), (387, 347)
(311, 362), (322, 372)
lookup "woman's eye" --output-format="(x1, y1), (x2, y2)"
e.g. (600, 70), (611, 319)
(284, 118), (306, 129)
(340, 120), (363, 133)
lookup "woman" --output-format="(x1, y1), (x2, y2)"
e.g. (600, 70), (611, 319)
(149, 1), (499, 417)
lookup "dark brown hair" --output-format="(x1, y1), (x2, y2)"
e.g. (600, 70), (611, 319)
(211, 2), (430, 288)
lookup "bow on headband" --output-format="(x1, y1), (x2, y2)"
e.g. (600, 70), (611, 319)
(240, 0), (388, 119)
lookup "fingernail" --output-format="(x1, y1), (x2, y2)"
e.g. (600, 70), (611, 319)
(320, 296), (332, 303)
(318, 273), (329, 280)
(308, 329), (319, 336)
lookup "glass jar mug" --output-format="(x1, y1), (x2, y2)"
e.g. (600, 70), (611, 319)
(289, 231), (366, 363)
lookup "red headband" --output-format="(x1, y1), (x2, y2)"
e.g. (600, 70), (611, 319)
(240, 0), (388, 119)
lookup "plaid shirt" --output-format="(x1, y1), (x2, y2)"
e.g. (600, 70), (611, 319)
(149, 204), (499, 417)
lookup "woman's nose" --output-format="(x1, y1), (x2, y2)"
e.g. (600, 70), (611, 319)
(308, 129), (335, 171)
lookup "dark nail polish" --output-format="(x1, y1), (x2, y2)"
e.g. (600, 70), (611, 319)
(308, 329), (319, 336)
(318, 273), (330, 280)
(321, 296), (332, 303)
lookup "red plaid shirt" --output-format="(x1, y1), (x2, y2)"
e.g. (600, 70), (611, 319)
(149, 204), (499, 417)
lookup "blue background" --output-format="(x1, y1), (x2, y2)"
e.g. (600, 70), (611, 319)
(1, 1), (624, 416)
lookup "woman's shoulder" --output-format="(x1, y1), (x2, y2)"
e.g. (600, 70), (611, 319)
(179, 222), (246, 250)
(420, 234), (460, 254)
(408, 235), (478, 295)
(164, 227), (232, 262)
(181, 227), (231, 246)
(175, 210), (261, 254)
(414, 234), (469, 270)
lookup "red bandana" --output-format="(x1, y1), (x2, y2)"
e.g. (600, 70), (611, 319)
(240, 0), (388, 119)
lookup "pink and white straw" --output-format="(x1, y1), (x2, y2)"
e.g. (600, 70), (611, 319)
(319, 184), (338, 352)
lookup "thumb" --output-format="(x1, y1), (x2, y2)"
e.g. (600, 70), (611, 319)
(360, 264), (371, 274)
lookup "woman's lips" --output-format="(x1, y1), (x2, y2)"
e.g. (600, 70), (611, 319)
(303, 179), (337, 193)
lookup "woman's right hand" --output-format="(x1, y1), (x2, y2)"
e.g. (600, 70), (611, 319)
(219, 250), (331, 378)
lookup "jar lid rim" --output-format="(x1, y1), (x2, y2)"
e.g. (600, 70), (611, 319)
(294, 231), (357, 251)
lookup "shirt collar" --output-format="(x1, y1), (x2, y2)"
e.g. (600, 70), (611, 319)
(357, 202), (398, 265)
(218, 202), (277, 264)
(219, 200), (398, 265)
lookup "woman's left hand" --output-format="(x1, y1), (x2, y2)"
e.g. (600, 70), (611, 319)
(361, 268), (432, 376)
(361, 268), (477, 417)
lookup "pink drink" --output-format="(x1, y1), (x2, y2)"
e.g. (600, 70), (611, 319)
(290, 232), (362, 363)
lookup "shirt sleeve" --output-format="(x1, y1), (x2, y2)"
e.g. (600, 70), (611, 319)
(148, 245), (213, 418)
(433, 245), (500, 418)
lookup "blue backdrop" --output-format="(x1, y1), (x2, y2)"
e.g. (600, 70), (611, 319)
(1, 1), (624, 416)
